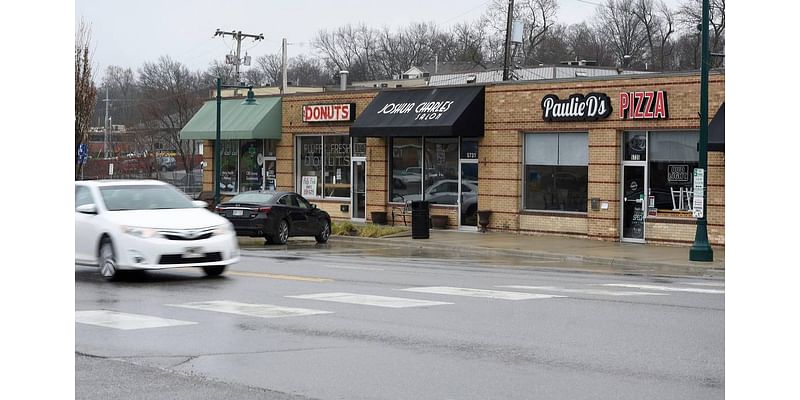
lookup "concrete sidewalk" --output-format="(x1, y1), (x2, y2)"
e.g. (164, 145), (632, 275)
(329, 229), (725, 279)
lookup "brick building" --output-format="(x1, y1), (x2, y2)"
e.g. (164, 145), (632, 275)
(184, 70), (724, 247)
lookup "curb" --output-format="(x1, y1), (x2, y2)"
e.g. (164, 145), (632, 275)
(328, 235), (725, 279)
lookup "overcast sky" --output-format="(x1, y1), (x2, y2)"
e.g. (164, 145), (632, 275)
(75, 0), (683, 78)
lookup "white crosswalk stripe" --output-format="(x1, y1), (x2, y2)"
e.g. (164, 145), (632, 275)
(287, 293), (453, 308)
(598, 284), (725, 294)
(497, 285), (667, 296)
(75, 310), (197, 330)
(168, 300), (333, 318)
(400, 286), (565, 300)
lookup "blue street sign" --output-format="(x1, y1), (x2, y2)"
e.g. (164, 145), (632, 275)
(78, 144), (88, 165)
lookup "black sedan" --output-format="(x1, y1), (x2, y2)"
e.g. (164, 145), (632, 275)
(215, 191), (331, 244)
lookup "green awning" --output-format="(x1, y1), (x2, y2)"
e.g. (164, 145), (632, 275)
(180, 97), (281, 140)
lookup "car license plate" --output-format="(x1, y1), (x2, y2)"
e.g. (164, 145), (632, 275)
(232, 209), (244, 216)
(183, 247), (204, 258)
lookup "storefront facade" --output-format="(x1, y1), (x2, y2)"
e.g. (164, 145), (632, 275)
(190, 71), (724, 247)
(481, 71), (725, 246)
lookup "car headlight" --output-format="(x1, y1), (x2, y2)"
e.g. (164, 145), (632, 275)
(213, 223), (234, 236)
(122, 225), (160, 239)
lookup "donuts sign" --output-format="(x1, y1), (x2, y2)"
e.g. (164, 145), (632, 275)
(303, 103), (356, 122)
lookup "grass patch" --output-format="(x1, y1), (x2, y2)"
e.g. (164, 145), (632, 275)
(332, 221), (408, 238)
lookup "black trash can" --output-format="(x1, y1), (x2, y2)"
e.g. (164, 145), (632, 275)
(411, 200), (430, 239)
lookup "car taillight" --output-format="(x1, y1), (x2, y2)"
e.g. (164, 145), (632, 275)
(214, 205), (223, 213)
(257, 206), (272, 214)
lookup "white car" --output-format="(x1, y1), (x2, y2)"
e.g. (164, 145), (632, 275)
(75, 180), (239, 279)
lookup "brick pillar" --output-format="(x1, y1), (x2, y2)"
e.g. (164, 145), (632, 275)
(587, 129), (620, 241)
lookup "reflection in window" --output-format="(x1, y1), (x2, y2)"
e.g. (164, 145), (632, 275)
(220, 140), (238, 193)
(647, 131), (699, 211)
(524, 132), (588, 212)
(390, 138), (422, 202)
(297, 136), (322, 197)
(423, 138), (459, 205)
(324, 135), (351, 198)
(239, 140), (262, 192)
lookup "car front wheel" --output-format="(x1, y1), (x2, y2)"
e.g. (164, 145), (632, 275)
(99, 237), (119, 280)
(315, 219), (331, 243)
(202, 265), (226, 277)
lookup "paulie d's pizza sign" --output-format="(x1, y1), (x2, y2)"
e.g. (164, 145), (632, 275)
(303, 103), (356, 122)
(619, 90), (668, 119)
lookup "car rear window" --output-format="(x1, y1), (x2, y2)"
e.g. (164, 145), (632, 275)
(228, 193), (275, 204)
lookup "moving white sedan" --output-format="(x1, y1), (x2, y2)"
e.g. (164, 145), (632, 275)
(75, 180), (239, 279)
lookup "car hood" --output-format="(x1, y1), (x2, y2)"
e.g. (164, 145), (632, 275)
(105, 208), (227, 229)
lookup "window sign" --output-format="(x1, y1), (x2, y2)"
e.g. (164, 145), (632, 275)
(667, 165), (690, 183)
(302, 176), (318, 197)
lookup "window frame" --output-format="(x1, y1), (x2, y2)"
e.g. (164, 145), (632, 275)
(522, 132), (589, 213)
(294, 133), (352, 200)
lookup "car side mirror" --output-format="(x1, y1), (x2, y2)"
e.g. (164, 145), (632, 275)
(312, 204), (317, 209)
(192, 200), (208, 208)
(76, 204), (97, 214)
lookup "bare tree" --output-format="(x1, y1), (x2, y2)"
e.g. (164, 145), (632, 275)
(99, 66), (139, 127)
(76, 18), (97, 179)
(254, 54), (283, 86)
(288, 55), (331, 86)
(202, 59), (236, 85)
(137, 56), (207, 177)
(678, 0), (725, 68)
(594, 0), (650, 68)
(631, 0), (676, 71)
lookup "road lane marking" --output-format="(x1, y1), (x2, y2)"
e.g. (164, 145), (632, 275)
(598, 284), (725, 294)
(497, 285), (667, 296)
(167, 301), (332, 318)
(684, 282), (725, 287)
(227, 271), (333, 282)
(75, 310), (197, 330)
(399, 286), (566, 300)
(287, 293), (453, 308)
(323, 264), (384, 271)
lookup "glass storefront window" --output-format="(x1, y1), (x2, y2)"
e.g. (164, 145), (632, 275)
(220, 140), (238, 193)
(423, 138), (459, 205)
(647, 131), (699, 211)
(390, 137), (422, 202)
(524, 132), (588, 212)
(352, 137), (366, 157)
(298, 136), (322, 198)
(324, 135), (351, 198)
(624, 131), (647, 161)
(264, 140), (277, 157)
(239, 140), (262, 192)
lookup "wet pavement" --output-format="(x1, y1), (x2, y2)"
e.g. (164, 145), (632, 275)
(237, 229), (725, 280)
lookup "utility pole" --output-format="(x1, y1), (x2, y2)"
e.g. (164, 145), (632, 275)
(502, 0), (515, 81)
(214, 29), (264, 88)
(281, 38), (288, 94)
(103, 87), (110, 158)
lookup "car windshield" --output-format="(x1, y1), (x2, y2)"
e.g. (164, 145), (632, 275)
(227, 193), (276, 204)
(100, 185), (194, 211)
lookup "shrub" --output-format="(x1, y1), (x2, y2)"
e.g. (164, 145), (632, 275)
(332, 221), (357, 236)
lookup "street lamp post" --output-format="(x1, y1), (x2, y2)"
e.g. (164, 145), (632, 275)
(689, 0), (714, 261)
(214, 78), (256, 206)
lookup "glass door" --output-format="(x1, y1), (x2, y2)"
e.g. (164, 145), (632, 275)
(352, 158), (366, 220)
(459, 161), (478, 229)
(621, 165), (646, 242)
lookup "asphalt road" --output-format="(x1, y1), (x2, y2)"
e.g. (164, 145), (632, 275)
(75, 242), (724, 400)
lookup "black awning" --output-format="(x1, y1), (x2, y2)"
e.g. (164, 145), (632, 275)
(350, 86), (484, 137)
(708, 102), (725, 152)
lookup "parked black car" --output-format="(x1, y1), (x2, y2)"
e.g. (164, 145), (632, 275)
(215, 191), (331, 244)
